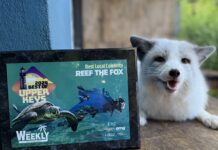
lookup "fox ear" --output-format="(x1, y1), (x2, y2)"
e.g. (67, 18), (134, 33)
(130, 35), (154, 61)
(195, 46), (216, 64)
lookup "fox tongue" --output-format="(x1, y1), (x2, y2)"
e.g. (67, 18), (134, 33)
(167, 80), (177, 90)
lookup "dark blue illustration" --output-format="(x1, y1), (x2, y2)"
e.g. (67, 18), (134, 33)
(70, 86), (125, 122)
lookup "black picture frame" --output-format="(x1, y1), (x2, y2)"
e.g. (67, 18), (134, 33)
(0, 48), (140, 150)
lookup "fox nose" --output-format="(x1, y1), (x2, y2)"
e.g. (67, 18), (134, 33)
(169, 69), (180, 78)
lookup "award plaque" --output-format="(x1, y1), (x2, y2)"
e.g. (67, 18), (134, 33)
(0, 48), (139, 150)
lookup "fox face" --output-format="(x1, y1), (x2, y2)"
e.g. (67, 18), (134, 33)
(131, 36), (215, 94)
(140, 40), (197, 94)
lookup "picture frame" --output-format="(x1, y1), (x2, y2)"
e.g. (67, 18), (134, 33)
(0, 48), (140, 150)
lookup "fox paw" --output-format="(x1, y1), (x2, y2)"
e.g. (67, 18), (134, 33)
(198, 111), (218, 129)
(140, 116), (147, 126)
(201, 115), (218, 129)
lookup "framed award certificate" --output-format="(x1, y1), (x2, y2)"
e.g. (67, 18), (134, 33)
(0, 48), (139, 150)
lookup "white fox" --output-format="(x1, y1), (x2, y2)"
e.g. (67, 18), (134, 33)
(130, 35), (218, 129)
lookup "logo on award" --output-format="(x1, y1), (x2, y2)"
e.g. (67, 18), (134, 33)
(12, 66), (56, 103)
(16, 125), (49, 144)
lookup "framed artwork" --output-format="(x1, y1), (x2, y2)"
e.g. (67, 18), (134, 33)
(0, 48), (139, 149)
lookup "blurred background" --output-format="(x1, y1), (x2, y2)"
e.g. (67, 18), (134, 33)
(0, 0), (217, 97)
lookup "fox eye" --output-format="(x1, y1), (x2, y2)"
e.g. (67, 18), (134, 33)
(154, 56), (165, 62)
(181, 58), (191, 64)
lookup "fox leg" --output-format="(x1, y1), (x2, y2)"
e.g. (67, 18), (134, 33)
(197, 110), (218, 129)
(140, 110), (147, 126)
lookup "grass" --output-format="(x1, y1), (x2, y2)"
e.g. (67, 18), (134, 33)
(209, 89), (218, 98)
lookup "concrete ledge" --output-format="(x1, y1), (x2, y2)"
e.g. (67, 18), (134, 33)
(139, 97), (218, 150)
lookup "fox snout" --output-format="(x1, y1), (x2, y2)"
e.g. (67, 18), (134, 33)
(169, 69), (180, 78)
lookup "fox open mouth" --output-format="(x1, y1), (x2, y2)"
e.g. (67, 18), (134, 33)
(157, 79), (179, 93)
(165, 80), (178, 92)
